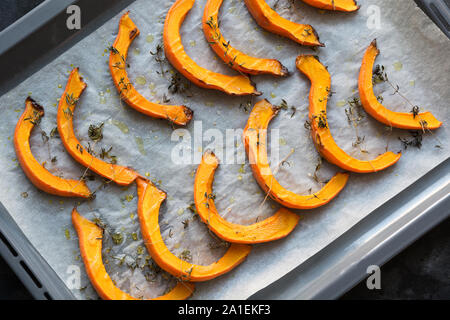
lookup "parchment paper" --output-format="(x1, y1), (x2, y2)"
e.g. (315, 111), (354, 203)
(0, 0), (448, 299)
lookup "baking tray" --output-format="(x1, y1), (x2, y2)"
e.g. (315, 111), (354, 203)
(0, 0), (449, 300)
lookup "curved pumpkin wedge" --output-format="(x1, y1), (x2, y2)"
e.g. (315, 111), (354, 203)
(296, 55), (401, 173)
(136, 177), (251, 281)
(203, 0), (288, 76)
(14, 98), (91, 198)
(57, 68), (139, 186)
(359, 40), (442, 130)
(244, 0), (324, 47)
(110, 12), (193, 126)
(300, 0), (360, 12)
(164, 0), (260, 96)
(72, 208), (194, 300)
(244, 99), (349, 209)
(194, 150), (300, 243)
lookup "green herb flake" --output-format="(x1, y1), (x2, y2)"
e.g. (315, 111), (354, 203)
(111, 233), (124, 245)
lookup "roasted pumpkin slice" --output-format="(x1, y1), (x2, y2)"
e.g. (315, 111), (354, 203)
(300, 0), (360, 12)
(136, 177), (251, 281)
(244, 0), (323, 47)
(359, 40), (442, 130)
(110, 12), (193, 126)
(296, 55), (401, 173)
(244, 99), (349, 209)
(164, 0), (260, 96)
(72, 208), (194, 300)
(203, 0), (288, 76)
(194, 150), (300, 243)
(57, 68), (139, 185)
(14, 98), (91, 198)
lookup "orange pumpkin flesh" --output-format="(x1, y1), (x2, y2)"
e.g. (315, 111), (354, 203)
(300, 0), (360, 12)
(57, 68), (139, 186)
(296, 55), (401, 173)
(359, 40), (442, 130)
(110, 12), (193, 126)
(203, 0), (288, 76)
(136, 177), (251, 281)
(194, 150), (300, 243)
(72, 208), (194, 300)
(244, 99), (349, 209)
(14, 98), (91, 198)
(244, 0), (324, 47)
(164, 0), (261, 96)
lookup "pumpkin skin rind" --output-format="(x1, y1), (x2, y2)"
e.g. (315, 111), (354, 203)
(72, 208), (195, 300)
(203, 0), (288, 76)
(296, 55), (402, 173)
(243, 0), (324, 47)
(358, 40), (442, 130)
(110, 12), (193, 126)
(244, 99), (349, 209)
(164, 0), (261, 96)
(14, 97), (91, 198)
(136, 177), (252, 282)
(194, 150), (300, 243)
(57, 68), (139, 186)
(300, 0), (360, 12)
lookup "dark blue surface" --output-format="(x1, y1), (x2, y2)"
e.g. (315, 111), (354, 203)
(0, 0), (45, 32)
(0, 0), (448, 300)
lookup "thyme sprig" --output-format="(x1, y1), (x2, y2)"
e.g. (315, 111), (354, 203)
(24, 110), (43, 126)
(150, 44), (169, 78)
(278, 99), (297, 118)
(88, 123), (104, 142)
(117, 77), (132, 97)
(312, 110), (328, 129)
(109, 46), (128, 69)
(344, 97), (369, 154)
(205, 16), (242, 69)
(399, 131), (423, 150)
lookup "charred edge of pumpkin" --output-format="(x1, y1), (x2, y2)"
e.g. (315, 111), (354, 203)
(183, 106), (194, 121)
(332, 0), (361, 11)
(249, 78), (262, 96)
(204, 148), (217, 158)
(311, 26), (325, 47)
(296, 54), (321, 65)
(26, 97), (45, 115)
(370, 38), (379, 53)
(129, 27), (139, 39)
(308, 0), (360, 11)
(279, 63), (290, 77)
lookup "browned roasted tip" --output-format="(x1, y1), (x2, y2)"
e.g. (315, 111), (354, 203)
(204, 149), (216, 157)
(72, 67), (86, 84)
(26, 97), (45, 115)
(136, 176), (168, 197)
(369, 39), (380, 54)
(183, 106), (194, 123)
(295, 54), (319, 66)
(279, 63), (290, 77)
(311, 27), (325, 47)
(129, 27), (139, 39)
(203, 149), (219, 166)
(371, 38), (378, 48)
